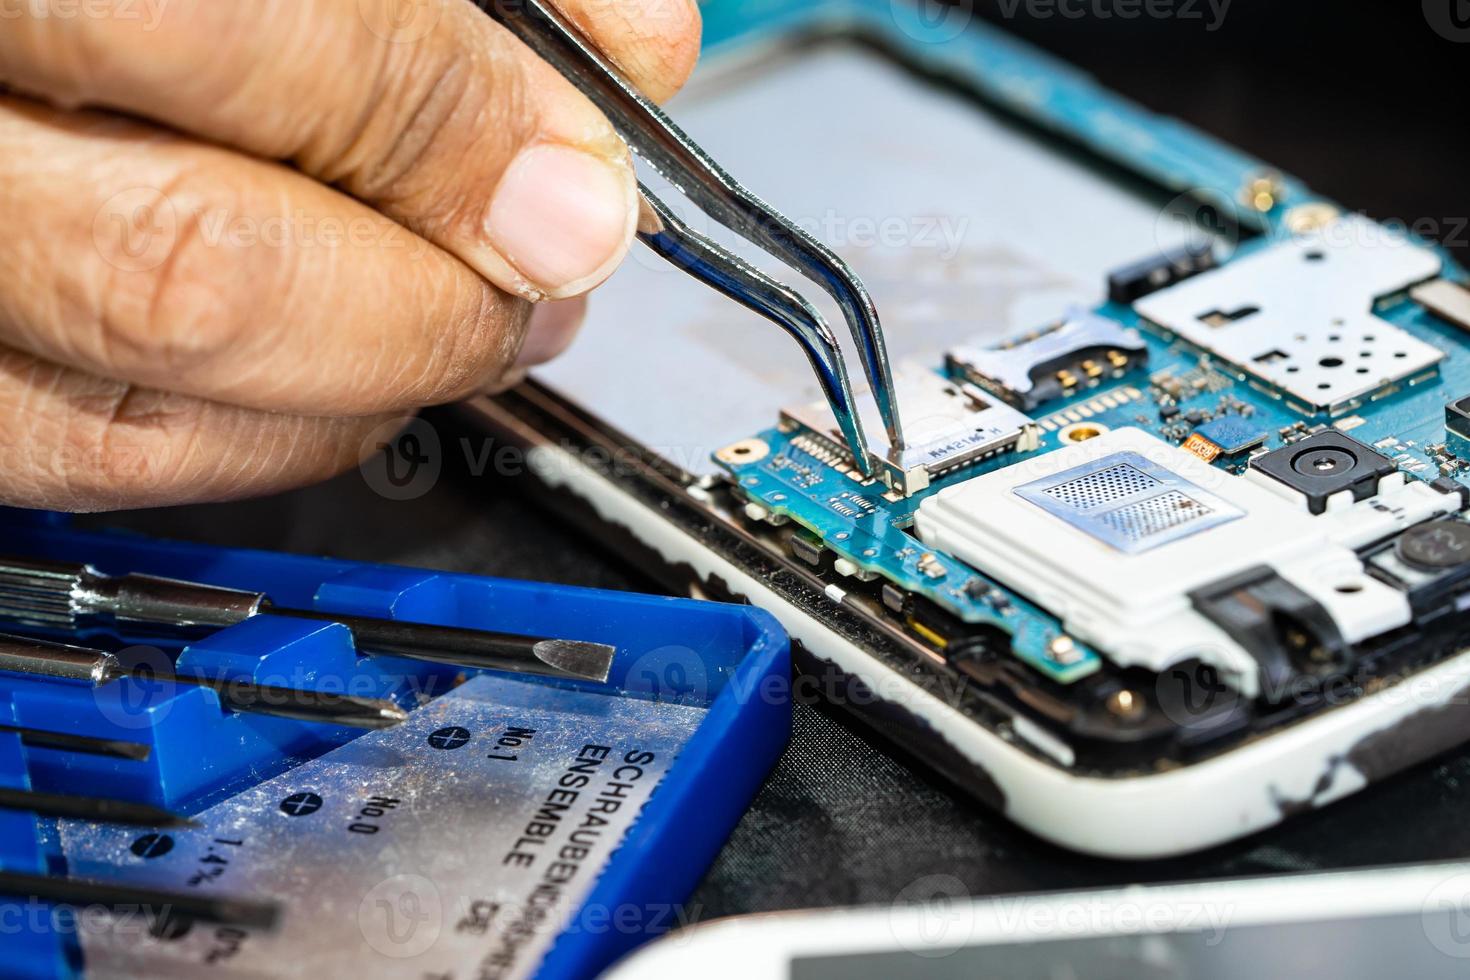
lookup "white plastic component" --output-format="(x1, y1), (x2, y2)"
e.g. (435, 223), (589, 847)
(1243, 467), (1411, 515)
(915, 428), (1411, 696)
(1320, 477), (1460, 548)
(1136, 214), (1443, 411)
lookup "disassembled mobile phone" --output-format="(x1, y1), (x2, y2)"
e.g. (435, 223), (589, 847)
(456, 0), (1470, 856)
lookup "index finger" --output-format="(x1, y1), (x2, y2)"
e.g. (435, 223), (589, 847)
(0, 0), (702, 301)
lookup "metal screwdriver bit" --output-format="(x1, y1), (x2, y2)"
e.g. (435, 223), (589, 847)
(0, 870), (279, 930)
(0, 786), (195, 827)
(0, 722), (151, 761)
(0, 633), (407, 731)
(0, 556), (615, 683)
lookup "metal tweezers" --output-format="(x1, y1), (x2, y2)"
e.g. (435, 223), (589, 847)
(483, 0), (904, 474)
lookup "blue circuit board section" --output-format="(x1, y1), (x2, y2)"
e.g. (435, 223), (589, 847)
(700, 0), (1470, 686)
(719, 234), (1470, 685)
(726, 437), (1102, 683)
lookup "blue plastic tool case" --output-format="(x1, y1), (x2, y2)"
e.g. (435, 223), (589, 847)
(0, 511), (791, 979)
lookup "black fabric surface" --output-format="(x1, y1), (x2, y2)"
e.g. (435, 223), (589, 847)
(79, 0), (1470, 921)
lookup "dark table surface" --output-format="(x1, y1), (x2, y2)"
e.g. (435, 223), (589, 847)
(85, 0), (1470, 923)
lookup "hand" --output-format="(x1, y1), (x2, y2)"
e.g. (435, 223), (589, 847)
(0, 0), (699, 509)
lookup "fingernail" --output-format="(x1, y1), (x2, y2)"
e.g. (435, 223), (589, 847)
(485, 144), (635, 300)
(518, 296), (589, 367)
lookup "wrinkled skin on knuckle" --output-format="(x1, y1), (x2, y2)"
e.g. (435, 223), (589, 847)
(561, 0), (703, 103)
(0, 360), (79, 509)
(0, 355), (174, 510)
(91, 164), (279, 381)
(0, 353), (389, 511)
(87, 387), (204, 508)
(297, 3), (538, 231)
(411, 275), (530, 404)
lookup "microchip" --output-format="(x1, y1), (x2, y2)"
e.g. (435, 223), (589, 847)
(1193, 415), (1269, 455)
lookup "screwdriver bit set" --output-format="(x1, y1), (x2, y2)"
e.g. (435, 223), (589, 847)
(0, 510), (790, 979)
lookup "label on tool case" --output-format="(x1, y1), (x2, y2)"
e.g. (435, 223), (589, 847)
(60, 675), (707, 979)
